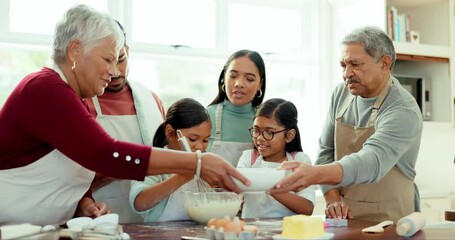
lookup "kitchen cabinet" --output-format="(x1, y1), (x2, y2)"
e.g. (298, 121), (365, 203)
(329, 0), (455, 124)
(420, 191), (451, 224)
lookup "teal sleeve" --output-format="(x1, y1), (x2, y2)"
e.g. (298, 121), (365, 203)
(129, 174), (170, 222)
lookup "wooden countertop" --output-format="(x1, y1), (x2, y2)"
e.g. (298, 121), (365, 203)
(121, 218), (455, 240)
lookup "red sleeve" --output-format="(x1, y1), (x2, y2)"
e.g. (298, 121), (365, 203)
(13, 68), (150, 180)
(83, 188), (93, 200)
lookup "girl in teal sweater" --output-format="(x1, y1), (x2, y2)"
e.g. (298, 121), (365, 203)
(129, 98), (211, 222)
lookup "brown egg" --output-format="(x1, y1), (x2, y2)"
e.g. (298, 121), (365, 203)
(242, 225), (259, 234)
(223, 220), (242, 233)
(207, 218), (217, 228)
(207, 216), (231, 230)
(239, 219), (245, 229)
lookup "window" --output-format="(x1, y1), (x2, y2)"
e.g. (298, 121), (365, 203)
(128, 55), (223, 106)
(0, 0), (328, 162)
(0, 46), (52, 105)
(131, 0), (216, 48)
(9, 0), (107, 35)
(228, 3), (302, 54)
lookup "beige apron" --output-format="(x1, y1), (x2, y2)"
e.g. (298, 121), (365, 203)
(210, 103), (254, 166)
(91, 82), (161, 223)
(335, 80), (414, 222)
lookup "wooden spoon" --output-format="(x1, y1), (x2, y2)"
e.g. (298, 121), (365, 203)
(362, 220), (393, 233)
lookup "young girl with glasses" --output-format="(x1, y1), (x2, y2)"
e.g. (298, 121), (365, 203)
(237, 98), (315, 218)
(129, 98), (212, 222)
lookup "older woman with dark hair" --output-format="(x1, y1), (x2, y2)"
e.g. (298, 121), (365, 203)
(0, 5), (247, 225)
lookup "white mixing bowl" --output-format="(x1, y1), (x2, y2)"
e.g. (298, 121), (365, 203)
(232, 168), (286, 192)
(183, 190), (243, 224)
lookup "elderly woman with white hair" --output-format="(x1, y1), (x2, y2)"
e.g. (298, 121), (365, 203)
(0, 4), (248, 225)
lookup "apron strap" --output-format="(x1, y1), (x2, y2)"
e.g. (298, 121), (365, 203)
(367, 79), (392, 126)
(336, 94), (355, 119)
(214, 103), (223, 141)
(92, 96), (104, 117)
(129, 81), (162, 146)
(336, 79), (392, 125)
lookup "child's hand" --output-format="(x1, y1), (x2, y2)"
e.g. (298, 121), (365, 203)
(325, 201), (353, 219)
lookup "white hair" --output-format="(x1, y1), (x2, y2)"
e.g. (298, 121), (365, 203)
(52, 4), (123, 65)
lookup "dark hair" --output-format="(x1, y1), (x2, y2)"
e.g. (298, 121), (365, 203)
(153, 98), (211, 147)
(115, 20), (127, 46)
(208, 49), (266, 107)
(255, 98), (302, 153)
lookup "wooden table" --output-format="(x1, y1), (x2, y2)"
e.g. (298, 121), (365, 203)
(121, 218), (455, 239)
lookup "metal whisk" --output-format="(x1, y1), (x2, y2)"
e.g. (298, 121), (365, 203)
(177, 130), (214, 192)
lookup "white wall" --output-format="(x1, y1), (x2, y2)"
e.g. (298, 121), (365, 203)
(415, 122), (455, 203)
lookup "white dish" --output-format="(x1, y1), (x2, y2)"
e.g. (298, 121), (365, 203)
(66, 217), (92, 230)
(272, 232), (334, 240)
(233, 168), (285, 192)
(0, 224), (43, 240)
(88, 213), (119, 229)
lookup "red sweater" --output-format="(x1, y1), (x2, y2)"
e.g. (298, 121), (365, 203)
(0, 67), (150, 180)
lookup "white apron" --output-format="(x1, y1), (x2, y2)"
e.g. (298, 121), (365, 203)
(0, 149), (95, 225)
(91, 81), (162, 223)
(0, 64), (97, 225)
(335, 80), (414, 222)
(210, 103), (254, 166)
(156, 178), (198, 222)
(242, 153), (298, 218)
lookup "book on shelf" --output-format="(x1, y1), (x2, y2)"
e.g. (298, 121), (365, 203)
(387, 5), (412, 43)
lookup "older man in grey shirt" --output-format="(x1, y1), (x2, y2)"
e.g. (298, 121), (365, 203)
(270, 26), (423, 222)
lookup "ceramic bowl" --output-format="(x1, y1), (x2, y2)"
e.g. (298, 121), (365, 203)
(183, 191), (243, 224)
(232, 168), (286, 193)
(88, 213), (119, 229)
(66, 217), (93, 230)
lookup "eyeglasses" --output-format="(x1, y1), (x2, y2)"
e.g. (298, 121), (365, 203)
(248, 127), (287, 141)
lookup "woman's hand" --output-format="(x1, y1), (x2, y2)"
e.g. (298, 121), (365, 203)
(200, 152), (250, 193)
(325, 201), (353, 219)
(75, 197), (110, 218)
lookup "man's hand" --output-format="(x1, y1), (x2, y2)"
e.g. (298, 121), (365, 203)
(268, 161), (314, 194)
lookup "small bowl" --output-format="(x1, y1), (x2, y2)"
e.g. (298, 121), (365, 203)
(66, 217), (92, 230)
(232, 168), (285, 192)
(88, 213), (119, 229)
(183, 191), (243, 224)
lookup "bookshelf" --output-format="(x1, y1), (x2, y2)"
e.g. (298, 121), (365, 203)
(330, 0), (455, 123)
(387, 0), (454, 123)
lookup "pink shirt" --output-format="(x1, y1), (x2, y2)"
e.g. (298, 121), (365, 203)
(0, 67), (150, 180)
